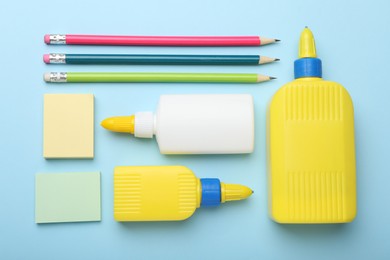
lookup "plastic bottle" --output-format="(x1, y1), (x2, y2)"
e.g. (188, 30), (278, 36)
(114, 165), (253, 221)
(102, 94), (254, 154)
(268, 27), (356, 223)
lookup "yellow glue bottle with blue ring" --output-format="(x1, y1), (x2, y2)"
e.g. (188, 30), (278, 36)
(268, 27), (357, 223)
(114, 166), (253, 221)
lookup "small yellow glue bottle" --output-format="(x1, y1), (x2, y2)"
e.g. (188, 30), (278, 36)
(114, 166), (253, 221)
(268, 27), (357, 223)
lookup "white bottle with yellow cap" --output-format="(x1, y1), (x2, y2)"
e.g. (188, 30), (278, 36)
(101, 94), (254, 154)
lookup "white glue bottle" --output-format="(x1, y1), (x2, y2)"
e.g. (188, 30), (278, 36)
(101, 94), (254, 154)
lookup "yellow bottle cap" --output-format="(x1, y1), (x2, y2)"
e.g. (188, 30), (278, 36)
(295, 27), (322, 78)
(220, 183), (253, 203)
(101, 115), (135, 134)
(299, 27), (317, 58)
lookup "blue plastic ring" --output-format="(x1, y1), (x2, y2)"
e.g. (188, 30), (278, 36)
(294, 58), (322, 78)
(200, 178), (221, 207)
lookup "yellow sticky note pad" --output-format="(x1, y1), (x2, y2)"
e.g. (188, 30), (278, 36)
(43, 94), (94, 158)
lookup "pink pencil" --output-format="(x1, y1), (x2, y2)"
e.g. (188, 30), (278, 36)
(44, 34), (279, 46)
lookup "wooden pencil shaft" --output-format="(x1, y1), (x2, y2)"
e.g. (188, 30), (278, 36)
(64, 54), (261, 65)
(44, 72), (272, 83)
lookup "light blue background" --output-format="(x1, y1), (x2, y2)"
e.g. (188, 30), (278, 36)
(0, 0), (389, 259)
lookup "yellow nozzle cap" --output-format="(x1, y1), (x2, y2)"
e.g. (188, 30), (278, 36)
(299, 27), (317, 58)
(101, 115), (135, 134)
(220, 183), (253, 203)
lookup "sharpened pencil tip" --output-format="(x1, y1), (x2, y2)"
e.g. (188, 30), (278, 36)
(275, 58), (280, 61)
(275, 39), (281, 42)
(252, 190), (254, 194)
(270, 77), (277, 80)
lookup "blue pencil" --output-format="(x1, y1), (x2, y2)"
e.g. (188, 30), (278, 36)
(43, 53), (279, 65)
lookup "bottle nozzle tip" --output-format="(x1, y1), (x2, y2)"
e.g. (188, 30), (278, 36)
(299, 27), (317, 58)
(101, 116), (135, 134)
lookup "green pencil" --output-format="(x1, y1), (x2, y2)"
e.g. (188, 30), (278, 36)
(43, 72), (275, 83)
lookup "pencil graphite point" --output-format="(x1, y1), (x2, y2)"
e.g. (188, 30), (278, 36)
(257, 74), (275, 82)
(275, 58), (280, 61)
(275, 39), (281, 42)
(259, 56), (279, 64)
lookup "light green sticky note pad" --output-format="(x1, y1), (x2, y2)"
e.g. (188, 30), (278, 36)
(35, 172), (101, 223)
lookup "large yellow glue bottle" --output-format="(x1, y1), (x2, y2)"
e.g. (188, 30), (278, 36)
(268, 27), (356, 223)
(114, 166), (253, 221)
